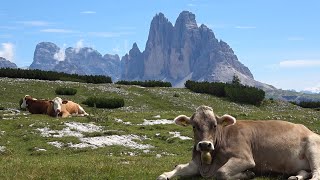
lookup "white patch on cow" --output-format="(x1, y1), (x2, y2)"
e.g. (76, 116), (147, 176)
(21, 96), (28, 108)
(52, 97), (63, 113)
(138, 119), (174, 125)
(168, 131), (192, 140)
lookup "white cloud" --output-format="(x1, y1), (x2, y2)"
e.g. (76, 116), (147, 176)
(16, 21), (51, 26)
(53, 44), (66, 61)
(40, 29), (74, 33)
(235, 26), (256, 29)
(303, 83), (320, 93)
(0, 42), (14, 61)
(81, 11), (96, 14)
(279, 60), (320, 68)
(75, 39), (84, 53)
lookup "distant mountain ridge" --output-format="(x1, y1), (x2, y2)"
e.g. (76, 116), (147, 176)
(0, 57), (17, 69)
(29, 42), (121, 81)
(29, 11), (274, 92)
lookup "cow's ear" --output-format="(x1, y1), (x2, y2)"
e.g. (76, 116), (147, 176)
(218, 114), (236, 127)
(62, 100), (68, 104)
(49, 100), (53, 104)
(174, 115), (191, 127)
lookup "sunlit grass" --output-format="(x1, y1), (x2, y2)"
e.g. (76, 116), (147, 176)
(0, 77), (319, 179)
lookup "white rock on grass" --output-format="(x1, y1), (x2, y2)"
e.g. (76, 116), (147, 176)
(138, 119), (174, 125)
(76, 135), (153, 149)
(114, 118), (132, 125)
(48, 141), (64, 148)
(65, 122), (102, 133)
(0, 146), (5, 153)
(38, 122), (153, 150)
(168, 131), (192, 140)
(37, 122), (103, 138)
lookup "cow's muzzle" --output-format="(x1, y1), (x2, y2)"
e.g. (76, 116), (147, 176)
(197, 141), (214, 152)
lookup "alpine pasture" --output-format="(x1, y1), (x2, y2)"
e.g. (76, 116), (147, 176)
(0, 77), (320, 180)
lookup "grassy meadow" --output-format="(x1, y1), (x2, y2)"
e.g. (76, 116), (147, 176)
(0, 77), (320, 180)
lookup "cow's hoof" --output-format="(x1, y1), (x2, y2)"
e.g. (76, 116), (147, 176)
(288, 176), (298, 180)
(245, 170), (255, 179)
(157, 174), (169, 180)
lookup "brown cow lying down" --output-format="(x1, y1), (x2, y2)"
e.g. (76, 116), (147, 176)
(157, 105), (320, 180)
(52, 97), (88, 118)
(20, 95), (56, 117)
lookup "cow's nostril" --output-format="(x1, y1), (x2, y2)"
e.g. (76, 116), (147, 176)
(207, 143), (211, 148)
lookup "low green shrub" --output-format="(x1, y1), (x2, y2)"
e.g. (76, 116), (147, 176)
(82, 97), (124, 109)
(55, 87), (77, 95)
(224, 85), (265, 105)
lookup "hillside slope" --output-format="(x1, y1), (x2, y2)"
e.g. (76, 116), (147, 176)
(0, 77), (319, 179)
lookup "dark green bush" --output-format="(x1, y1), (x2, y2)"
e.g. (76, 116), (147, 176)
(55, 87), (77, 95)
(83, 97), (124, 109)
(116, 80), (172, 87)
(224, 85), (265, 105)
(296, 101), (320, 109)
(185, 80), (265, 105)
(185, 80), (226, 97)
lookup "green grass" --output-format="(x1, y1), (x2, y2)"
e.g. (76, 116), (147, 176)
(0, 77), (320, 179)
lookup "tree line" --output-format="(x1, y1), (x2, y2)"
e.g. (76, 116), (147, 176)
(116, 80), (172, 87)
(0, 68), (112, 84)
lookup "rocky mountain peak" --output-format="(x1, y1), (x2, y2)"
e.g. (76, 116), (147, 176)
(175, 11), (198, 30)
(129, 43), (142, 56)
(0, 57), (17, 68)
(29, 42), (60, 71)
(103, 54), (120, 61)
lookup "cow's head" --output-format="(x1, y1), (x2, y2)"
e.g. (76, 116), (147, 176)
(52, 97), (68, 116)
(174, 105), (236, 153)
(20, 95), (36, 109)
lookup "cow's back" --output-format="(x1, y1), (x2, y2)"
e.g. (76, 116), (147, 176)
(225, 120), (315, 174)
(64, 101), (80, 114)
(27, 100), (50, 114)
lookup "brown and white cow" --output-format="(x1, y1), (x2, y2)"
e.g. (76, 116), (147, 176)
(157, 105), (320, 180)
(20, 95), (57, 117)
(52, 97), (88, 118)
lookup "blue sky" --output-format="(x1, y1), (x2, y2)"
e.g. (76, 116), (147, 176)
(0, 0), (320, 92)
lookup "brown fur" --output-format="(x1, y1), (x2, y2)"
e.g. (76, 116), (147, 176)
(24, 96), (56, 117)
(157, 105), (320, 180)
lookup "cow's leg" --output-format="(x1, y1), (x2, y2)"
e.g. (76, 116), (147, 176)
(288, 170), (311, 180)
(306, 135), (320, 180)
(157, 160), (199, 180)
(215, 157), (255, 180)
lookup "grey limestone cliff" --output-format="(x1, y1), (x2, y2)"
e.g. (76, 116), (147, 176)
(0, 57), (17, 69)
